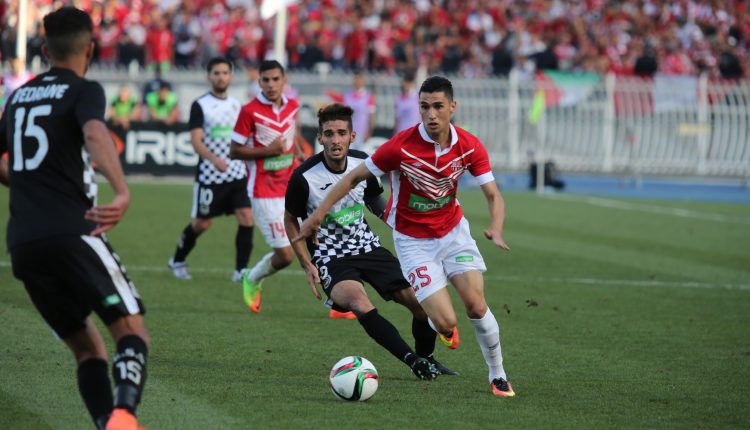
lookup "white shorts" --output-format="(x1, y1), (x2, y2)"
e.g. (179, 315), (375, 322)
(252, 197), (290, 248)
(393, 217), (486, 303)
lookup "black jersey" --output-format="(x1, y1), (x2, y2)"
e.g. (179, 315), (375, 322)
(286, 150), (383, 264)
(0, 67), (105, 250)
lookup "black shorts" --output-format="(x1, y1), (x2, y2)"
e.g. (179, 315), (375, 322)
(191, 178), (251, 219)
(10, 235), (145, 339)
(316, 247), (410, 312)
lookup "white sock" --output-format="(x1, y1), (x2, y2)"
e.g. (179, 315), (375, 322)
(248, 252), (276, 283)
(469, 308), (507, 382)
(427, 317), (437, 333)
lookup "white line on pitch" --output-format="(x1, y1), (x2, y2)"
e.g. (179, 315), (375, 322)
(545, 194), (750, 225)
(2, 261), (748, 291)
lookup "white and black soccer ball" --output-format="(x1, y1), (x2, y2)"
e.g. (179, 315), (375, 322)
(328, 356), (379, 401)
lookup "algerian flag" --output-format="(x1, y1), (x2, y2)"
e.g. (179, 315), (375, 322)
(536, 71), (600, 106)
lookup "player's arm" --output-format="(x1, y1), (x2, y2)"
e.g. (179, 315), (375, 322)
(229, 137), (285, 161)
(293, 162), (374, 243)
(188, 101), (227, 172)
(479, 180), (510, 251)
(363, 173), (386, 221)
(82, 119), (130, 236)
(284, 210), (322, 299)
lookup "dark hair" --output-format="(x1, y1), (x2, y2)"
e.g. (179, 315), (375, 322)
(318, 103), (354, 133)
(419, 75), (454, 101)
(206, 56), (233, 73)
(43, 7), (93, 60)
(259, 60), (285, 75)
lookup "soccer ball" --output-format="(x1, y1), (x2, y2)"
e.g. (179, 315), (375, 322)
(328, 356), (379, 401)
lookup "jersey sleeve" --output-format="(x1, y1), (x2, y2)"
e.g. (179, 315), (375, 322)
(231, 105), (254, 145)
(285, 169), (310, 218)
(468, 138), (494, 185)
(365, 137), (401, 176)
(75, 81), (106, 126)
(188, 100), (204, 130)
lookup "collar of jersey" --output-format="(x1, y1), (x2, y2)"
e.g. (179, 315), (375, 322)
(257, 91), (288, 109)
(418, 123), (458, 155)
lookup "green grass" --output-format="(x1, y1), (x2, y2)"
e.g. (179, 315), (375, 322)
(1, 182), (749, 429)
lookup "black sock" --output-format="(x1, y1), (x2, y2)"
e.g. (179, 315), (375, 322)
(78, 358), (113, 430)
(235, 225), (254, 272)
(412, 317), (437, 358)
(112, 335), (148, 415)
(357, 309), (414, 365)
(173, 224), (199, 262)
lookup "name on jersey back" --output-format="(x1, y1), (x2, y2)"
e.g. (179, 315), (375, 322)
(10, 84), (70, 105)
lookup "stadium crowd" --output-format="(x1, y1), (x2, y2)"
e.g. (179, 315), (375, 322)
(1, 0), (748, 80)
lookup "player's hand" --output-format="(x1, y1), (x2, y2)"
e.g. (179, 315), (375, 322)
(292, 216), (322, 246)
(484, 229), (510, 251)
(303, 262), (322, 300)
(266, 137), (285, 156)
(213, 158), (229, 172)
(86, 193), (130, 236)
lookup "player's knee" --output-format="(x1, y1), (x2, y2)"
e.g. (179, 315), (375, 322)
(192, 218), (212, 233)
(274, 247), (294, 268)
(465, 302), (488, 320)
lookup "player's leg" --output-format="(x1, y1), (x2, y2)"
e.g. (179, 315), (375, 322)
(105, 314), (151, 427)
(232, 207), (254, 282)
(169, 184), (214, 280)
(232, 180), (254, 282)
(63, 319), (114, 430)
(242, 198), (293, 311)
(445, 218), (513, 396)
(360, 248), (456, 375)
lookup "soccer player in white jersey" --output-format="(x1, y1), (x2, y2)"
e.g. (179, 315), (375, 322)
(294, 76), (516, 397)
(168, 57), (254, 282)
(285, 103), (458, 379)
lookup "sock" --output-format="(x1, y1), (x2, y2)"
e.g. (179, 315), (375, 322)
(469, 308), (507, 381)
(173, 224), (199, 262)
(112, 335), (148, 414)
(77, 358), (113, 430)
(235, 225), (254, 272)
(248, 252), (276, 283)
(357, 309), (414, 365)
(412, 317), (437, 358)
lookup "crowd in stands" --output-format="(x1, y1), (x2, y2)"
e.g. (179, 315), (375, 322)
(1, 0), (748, 80)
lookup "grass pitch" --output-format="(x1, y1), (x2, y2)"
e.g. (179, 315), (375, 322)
(1, 182), (749, 429)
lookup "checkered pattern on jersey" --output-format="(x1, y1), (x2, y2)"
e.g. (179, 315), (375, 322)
(195, 94), (246, 185)
(291, 154), (383, 265)
(313, 217), (381, 265)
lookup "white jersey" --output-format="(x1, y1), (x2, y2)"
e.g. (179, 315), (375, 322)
(189, 93), (246, 185)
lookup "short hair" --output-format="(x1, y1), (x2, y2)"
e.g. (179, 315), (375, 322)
(318, 103), (354, 133)
(419, 76), (454, 101)
(206, 56), (233, 73)
(43, 7), (93, 61)
(259, 60), (285, 75)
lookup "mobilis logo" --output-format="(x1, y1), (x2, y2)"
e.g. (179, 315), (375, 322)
(408, 194), (453, 212)
(324, 203), (365, 226)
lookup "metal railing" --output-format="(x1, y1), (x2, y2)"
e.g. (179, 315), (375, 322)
(89, 67), (750, 178)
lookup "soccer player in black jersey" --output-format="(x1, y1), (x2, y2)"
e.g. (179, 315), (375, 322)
(167, 57), (254, 283)
(0, 8), (149, 430)
(285, 104), (457, 380)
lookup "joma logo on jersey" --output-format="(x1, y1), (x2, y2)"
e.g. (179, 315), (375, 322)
(263, 153), (293, 171)
(408, 194), (453, 212)
(324, 203), (364, 226)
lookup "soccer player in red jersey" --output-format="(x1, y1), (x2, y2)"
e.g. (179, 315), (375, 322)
(294, 76), (515, 397)
(229, 60), (311, 314)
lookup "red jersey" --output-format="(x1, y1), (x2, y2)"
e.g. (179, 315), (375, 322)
(231, 93), (299, 198)
(365, 124), (495, 238)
